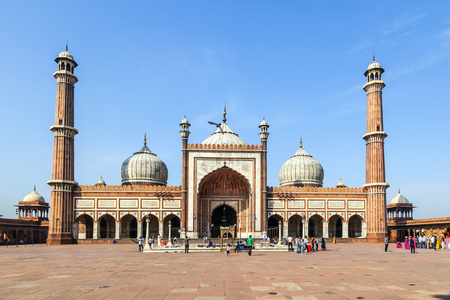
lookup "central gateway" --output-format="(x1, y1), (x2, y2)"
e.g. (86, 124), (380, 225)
(198, 166), (250, 238)
(181, 109), (269, 239)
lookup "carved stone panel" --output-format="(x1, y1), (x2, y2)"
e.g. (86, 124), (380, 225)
(308, 200), (324, 209)
(288, 200), (305, 209)
(120, 199), (138, 208)
(163, 200), (180, 209)
(142, 199), (159, 209)
(76, 199), (94, 208)
(328, 201), (345, 209)
(98, 199), (116, 208)
(348, 201), (365, 209)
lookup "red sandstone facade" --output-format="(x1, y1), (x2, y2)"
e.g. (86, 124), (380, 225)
(46, 49), (394, 243)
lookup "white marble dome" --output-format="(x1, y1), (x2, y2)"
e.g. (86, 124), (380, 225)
(390, 190), (409, 205)
(367, 60), (381, 70)
(121, 139), (168, 185)
(202, 122), (246, 146)
(23, 187), (45, 203)
(58, 50), (74, 60)
(279, 141), (324, 187)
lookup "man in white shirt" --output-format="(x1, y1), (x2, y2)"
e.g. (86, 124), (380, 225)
(287, 235), (293, 252)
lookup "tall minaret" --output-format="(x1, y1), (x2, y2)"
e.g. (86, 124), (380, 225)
(259, 117), (269, 236)
(362, 58), (389, 241)
(47, 46), (78, 245)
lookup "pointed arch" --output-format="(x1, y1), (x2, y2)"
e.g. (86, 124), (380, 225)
(328, 214), (343, 238)
(198, 166), (250, 197)
(308, 214), (323, 238)
(75, 213), (93, 239)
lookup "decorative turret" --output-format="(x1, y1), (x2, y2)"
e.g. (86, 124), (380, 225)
(180, 115), (191, 140)
(258, 117), (269, 142)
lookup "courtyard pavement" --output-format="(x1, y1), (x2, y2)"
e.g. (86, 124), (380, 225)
(0, 242), (449, 300)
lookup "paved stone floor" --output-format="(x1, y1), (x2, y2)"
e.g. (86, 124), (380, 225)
(0, 243), (449, 299)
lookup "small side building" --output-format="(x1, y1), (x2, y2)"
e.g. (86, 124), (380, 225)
(0, 187), (49, 245)
(387, 190), (450, 241)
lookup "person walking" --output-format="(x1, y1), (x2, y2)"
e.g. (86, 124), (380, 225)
(287, 235), (293, 252)
(300, 238), (306, 255)
(247, 235), (253, 256)
(321, 237), (326, 251)
(138, 236), (144, 252)
(185, 236), (189, 253)
(409, 236), (415, 254)
(157, 234), (161, 248)
(384, 235), (389, 252)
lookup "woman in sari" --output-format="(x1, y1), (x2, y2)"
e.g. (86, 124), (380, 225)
(405, 237), (410, 250)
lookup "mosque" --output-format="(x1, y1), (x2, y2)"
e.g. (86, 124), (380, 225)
(1, 48), (447, 246)
(41, 47), (394, 245)
(2, 49), (448, 246)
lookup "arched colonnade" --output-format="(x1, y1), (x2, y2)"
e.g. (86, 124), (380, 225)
(74, 213), (181, 240)
(267, 213), (365, 239)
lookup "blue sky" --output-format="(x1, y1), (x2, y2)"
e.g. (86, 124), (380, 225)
(0, 2), (449, 219)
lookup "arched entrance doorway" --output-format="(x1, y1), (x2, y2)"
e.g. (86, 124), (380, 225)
(288, 215), (303, 238)
(328, 215), (343, 238)
(99, 214), (115, 238)
(267, 214), (283, 239)
(164, 214), (180, 239)
(120, 214), (137, 238)
(349, 215), (363, 237)
(198, 166), (250, 239)
(211, 205), (237, 238)
(308, 215), (323, 238)
(75, 214), (93, 239)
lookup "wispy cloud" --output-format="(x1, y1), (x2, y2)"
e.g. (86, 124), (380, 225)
(380, 12), (427, 36)
(438, 27), (450, 47)
(387, 51), (444, 80)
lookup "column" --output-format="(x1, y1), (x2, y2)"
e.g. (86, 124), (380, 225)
(137, 221), (143, 239)
(278, 221), (282, 244)
(323, 221), (329, 238)
(283, 221), (288, 238)
(115, 222), (121, 239)
(167, 220), (173, 246)
(302, 221), (306, 238)
(144, 218), (151, 250)
(362, 222), (367, 238)
(159, 221), (163, 237)
(304, 221), (309, 237)
(93, 221), (99, 239)
(342, 222), (349, 238)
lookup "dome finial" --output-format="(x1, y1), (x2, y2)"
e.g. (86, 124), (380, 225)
(398, 188), (401, 194)
(300, 136), (303, 149)
(66, 41), (68, 51)
(144, 133), (147, 146)
(34, 185), (36, 191)
(373, 53), (375, 62)
(222, 104), (227, 123)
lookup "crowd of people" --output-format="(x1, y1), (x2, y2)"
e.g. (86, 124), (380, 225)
(395, 233), (449, 253)
(262, 235), (327, 254)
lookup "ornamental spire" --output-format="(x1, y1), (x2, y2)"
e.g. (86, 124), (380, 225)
(222, 104), (227, 123)
(144, 133), (147, 146)
(300, 136), (303, 149)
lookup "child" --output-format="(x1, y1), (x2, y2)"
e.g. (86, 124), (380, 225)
(226, 244), (230, 256)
